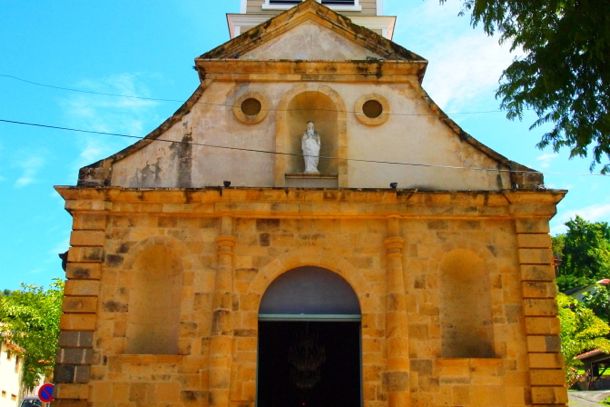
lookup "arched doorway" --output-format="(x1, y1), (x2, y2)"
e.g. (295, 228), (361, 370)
(257, 266), (362, 406)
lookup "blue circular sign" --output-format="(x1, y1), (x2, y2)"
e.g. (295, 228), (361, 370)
(38, 384), (54, 403)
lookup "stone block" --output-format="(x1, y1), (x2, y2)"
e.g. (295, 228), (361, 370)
(523, 299), (558, 316)
(528, 353), (564, 369)
(54, 364), (75, 383)
(70, 230), (105, 247)
(73, 214), (107, 230)
(65, 263), (102, 280)
(504, 386), (526, 405)
(67, 247), (104, 263)
(530, 386), (568, 404)
(74, 365), (91, 383)
(522, 282), (554, 298)
(517, 234), (552, 248)
(530, 369), (566, 386)
(59, 331), (94, 348)
(63, 296), (98, 313)
(527, 336), (561, 353)
(52, 401), (88, 407)
(515, 219), (550, 234)
(437, 359), (469, 378)
(383, 371), (409, 391)
(521, 265), (556, 282)
(55, 383), (89, 399)
(57, 348), (94, 364)
(154, 382), (181, 402)
(518, 248), (553, 265)
(64, 280), (100, 297)
(60, 314), (97, 331)
(525, 317), (561, 335)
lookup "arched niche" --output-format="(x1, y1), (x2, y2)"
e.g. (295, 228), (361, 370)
(259, 266), (361, 320)
(439, 249), (494, 358)
(286, 92), (338, 175)
(274, 85), (347, 186)
(125, 243), (183, 354)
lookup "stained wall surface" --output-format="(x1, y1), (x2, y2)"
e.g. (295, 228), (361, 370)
(108, 77), (512, 191)
(54, 189), (567, 407)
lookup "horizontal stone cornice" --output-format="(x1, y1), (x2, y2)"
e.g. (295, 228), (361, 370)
(196, 60), (425, 83)
(55, 186), (565, 220)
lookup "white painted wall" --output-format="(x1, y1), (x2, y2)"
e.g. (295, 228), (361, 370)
(0, 342), (22, 407)
(108, 20), (513, 191)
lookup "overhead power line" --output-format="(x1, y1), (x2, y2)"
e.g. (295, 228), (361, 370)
(0, 74), (183, 103)
(0, 73), (506, 116)
(1, 117), (606, 178)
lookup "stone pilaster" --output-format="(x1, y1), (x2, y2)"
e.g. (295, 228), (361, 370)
(516, 219), (568, 407)
(383, 217), (411, 407)
(208, 217), (236, 407)
(54, 213), (106, 407)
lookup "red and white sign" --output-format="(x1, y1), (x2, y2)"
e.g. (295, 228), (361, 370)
(38, 383), (54, 403)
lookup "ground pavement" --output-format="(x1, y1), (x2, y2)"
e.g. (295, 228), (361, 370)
(569, 390), (610, 406)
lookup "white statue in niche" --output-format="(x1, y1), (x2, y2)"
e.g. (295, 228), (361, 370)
(301, 121), (321, 174)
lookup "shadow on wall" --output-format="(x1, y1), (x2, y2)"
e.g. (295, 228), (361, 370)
(125, 243), (183, 354)
(440, 249), (495, 358)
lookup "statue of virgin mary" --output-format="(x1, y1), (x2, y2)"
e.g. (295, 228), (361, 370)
(301, 121), (321, 174)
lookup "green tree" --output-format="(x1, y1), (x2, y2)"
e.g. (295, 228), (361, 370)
(0, 280), (64, 389)
(553, 216), (610, 291)
(582, 284), (610, 322)
(557, 293), (610, 386)
(442, 0), (610, 172)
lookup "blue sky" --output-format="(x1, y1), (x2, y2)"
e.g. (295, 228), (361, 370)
(0, 0), (608, 290)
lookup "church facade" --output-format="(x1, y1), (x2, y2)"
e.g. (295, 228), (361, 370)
(54, 1), (568, 406)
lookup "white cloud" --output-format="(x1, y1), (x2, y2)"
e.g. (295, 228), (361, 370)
(390, 1), (520, 111)
(536, 152), (558, 169)
(71, 138), (116, 175)
(551, 203), (610, 234)
(48, 238), (70, 257)
(423, 34), (514, 111)
(14, 155), (45, 188)
(61, 73), (162, 172)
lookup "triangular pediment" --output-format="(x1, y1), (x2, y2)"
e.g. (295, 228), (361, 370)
(199, 0), (425, 62)
(241, 20), (383, 60)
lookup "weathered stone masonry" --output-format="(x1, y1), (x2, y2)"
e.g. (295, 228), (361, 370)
(52, 188), (567, 407)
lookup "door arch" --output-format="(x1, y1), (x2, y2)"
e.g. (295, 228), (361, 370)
(257, 266), (362, 406)
(259, 266), (361, 320)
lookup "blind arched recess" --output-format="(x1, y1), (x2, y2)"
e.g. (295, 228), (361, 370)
(259, 266), (361, 320)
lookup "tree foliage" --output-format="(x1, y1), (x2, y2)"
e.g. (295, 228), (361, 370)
(443, 0), (610, 172)
(557, 293), (610, 386)
(553, 216), (610, 291)
(582, 284), (610, 322)
(0, 280), (64, 390)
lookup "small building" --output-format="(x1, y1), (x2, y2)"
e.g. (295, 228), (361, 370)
(575, 349), (610, 390)
(0, 339), (23, 407)
(54, 1), (568, 406)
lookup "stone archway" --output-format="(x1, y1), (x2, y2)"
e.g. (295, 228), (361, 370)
(257, 266), (362, 406)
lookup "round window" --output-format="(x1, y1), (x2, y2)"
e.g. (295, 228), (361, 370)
(362, 100), (383, 118)
(233, 92), (269, 124)
(241, 98), (262, 116)
(355, 94), (389, 126)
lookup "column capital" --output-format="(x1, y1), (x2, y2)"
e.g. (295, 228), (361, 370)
(216, 235), (236, 248)
(384, 236), (404, 255)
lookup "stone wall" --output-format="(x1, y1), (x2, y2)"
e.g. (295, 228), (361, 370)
(53, 187), (567, 407)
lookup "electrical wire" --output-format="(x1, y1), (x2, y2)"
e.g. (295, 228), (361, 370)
(0, 73), (505, 116)
(2, 117), (606, 177)
(0, 74), (183, 103)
